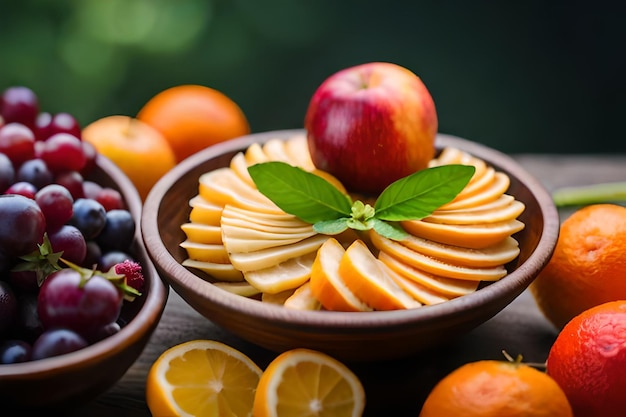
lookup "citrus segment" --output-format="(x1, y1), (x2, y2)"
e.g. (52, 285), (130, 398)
(339, 240), (420, 310)
(253, 348), (366, 417)
(146, 340), (262, 417)
(309, 238), (372, 312)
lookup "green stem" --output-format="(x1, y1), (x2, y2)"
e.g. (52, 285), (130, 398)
(552, 182), (626, 207)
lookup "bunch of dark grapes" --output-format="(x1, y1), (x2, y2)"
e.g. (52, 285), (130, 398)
(0, 86), (145, 363)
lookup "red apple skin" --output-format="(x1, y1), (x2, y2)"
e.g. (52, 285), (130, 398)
(305, 62), (438, 195)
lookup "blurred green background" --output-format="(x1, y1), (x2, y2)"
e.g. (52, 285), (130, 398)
(2, 0), (624, 153)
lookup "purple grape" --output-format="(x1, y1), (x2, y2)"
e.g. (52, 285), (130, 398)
(15, 293), (43, 343)
(39, 133), (86, 173)
(0, 339), (32, 364)
(95, 209), (135, 252)
(37, 268), (123, 336)
(35, 183), (74, 232)
(68, 198), (107, 240)
(0, 194), (46, 257)
(0, 122), (36, 166)
(48, 224), (87, 265)
(0, 153), (15, 194)
(0, 280), (17, 336)
(54, 170), (85, 200)
(16, 158), (53, 189)
(0, 86), (39, 129)
(4, 181), (37, 199)
(31, 328), (88, 360)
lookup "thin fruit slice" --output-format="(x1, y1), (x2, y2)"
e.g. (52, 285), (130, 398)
(437, 172), (511, 211)
(182, 259), (244, 282)
(401, 217), (525, 250)
(146, 340), (263, 417)
(253, 348), (366, 417)
(221, 205), (311, 229)
(436, 194), (515, 214)
(378, 251), (479, 297)
(230, 151), (255, 186)
(243, 252), (317, 294)
(180, 240), (230, 264)
(387, 268), (449, 305)
(262, 289), (295, 305)
(262, 138), (291, 162)
(425, 200), (525, 225)
(213, 281), (261, 297)
(181, 222), (223, 244)
(283, 282), (322, 310)
(370, 233), (507, 281)
(309, 238), (372, 312)
(380, 231), (520, 268)
(244, 142), (270, 165)
(339, 240), (420, 311)
(189, 195), (223, 225)
(283, 135), (316, 170)
(228, 234), (328, 272)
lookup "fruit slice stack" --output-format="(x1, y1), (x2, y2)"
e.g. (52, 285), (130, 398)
(180, 136), (526, 311)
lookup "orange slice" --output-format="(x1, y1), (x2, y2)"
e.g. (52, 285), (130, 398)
(339, 240), (420, 311)
(438, 172), (511, 211)
(386, 267), (449, 305)
(146, 340), (263, 417)
(309, 238), (372, 312)
(253, 348), (366, 417)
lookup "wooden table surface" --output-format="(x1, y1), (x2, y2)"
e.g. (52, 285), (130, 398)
(68, 153), (626, 417)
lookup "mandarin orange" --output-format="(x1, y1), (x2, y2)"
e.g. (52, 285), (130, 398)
(137, 84), (250, 162)
(546, 300), (626, 417)
(530, 203), (626, 329)
(419, 359), (573, 417)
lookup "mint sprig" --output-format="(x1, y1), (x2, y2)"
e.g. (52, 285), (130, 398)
(248, 161), (475, 240)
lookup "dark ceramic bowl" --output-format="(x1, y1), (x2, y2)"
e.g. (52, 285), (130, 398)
(142, 129), (558, 362)
(0, 154), (169, 410)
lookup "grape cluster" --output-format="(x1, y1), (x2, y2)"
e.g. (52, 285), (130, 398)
(0, 86), (145, 363)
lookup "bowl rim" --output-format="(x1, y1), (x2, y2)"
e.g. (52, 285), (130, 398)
(0, 155), (168, 378)
(142, 129), (559, 329)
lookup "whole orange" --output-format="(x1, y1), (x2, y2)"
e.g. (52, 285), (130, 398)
(546, 300), (626, 417)
(530, 203), (626, 329)
(419, 359), (573, 417)
(82, 115), (176, 201)
(137, 84), (250, 162)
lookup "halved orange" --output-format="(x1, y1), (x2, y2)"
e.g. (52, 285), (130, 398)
(146, 340), (262, 417)
(253, 348), (366, 417)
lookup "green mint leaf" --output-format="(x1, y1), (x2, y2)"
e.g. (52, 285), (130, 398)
(313, 218), (350, 235)
(375, 164), (475, 221)
(372, 218), (409, 240)
(248, 162), (352, 223)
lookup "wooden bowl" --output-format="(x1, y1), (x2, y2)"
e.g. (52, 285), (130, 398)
(0, 154), (169, 410)
(142, 129), (558, 362)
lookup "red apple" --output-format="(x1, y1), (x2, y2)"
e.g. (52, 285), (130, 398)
(305, 62), (438, 195)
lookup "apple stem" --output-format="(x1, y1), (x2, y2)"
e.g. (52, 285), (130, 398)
(552, 182), (626, 207)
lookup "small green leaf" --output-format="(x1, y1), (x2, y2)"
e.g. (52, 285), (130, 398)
(375, 164), (475, 221)
(248, 162), (352, 223)
(313, 218), (350, 235)
(372, 218), (408, 240)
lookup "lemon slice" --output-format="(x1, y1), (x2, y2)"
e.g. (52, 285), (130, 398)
(262, 138), (292, 162)
(243, 251), (317, 294)
(244, 142), (270, 165)
(386, 267), (450, 305)
(283, 282), (322, 310)
(426, 200), (525, 225)
(283, 135), (316, 170)
(221, 205), (311, 229)
(180, 240), (230, 264)
(230, 151), (255, 186)
(253, 348), (366, 417)
(438, 172), (511, 211)
(146, 340), (263, 417)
